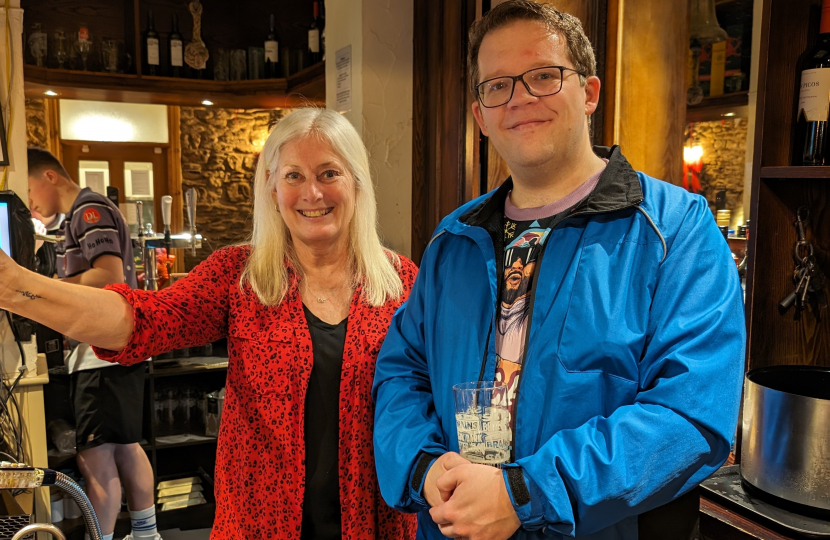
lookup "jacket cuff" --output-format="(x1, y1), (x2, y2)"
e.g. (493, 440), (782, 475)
(503, 465), (546, 530)
(408, 451), (440, 508)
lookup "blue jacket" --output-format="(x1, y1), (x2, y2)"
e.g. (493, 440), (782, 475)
(372, 147), (746, 539)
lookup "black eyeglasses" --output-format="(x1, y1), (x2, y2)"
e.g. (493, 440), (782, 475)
(475, 66), (586, 108)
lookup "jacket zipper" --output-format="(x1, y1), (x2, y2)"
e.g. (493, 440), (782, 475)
(509, 240), (548, 462)
(477, 320), (494, 383)
(507, 205), (637, 462)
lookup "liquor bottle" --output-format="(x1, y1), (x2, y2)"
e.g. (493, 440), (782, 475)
(265, 14), (280, 78)
(308, 2), (321, 65)
(76, 23), (91, 71)
(169, 13), (183, 78)
(144, 10), (160, 76)
(797, 0), (830, 165)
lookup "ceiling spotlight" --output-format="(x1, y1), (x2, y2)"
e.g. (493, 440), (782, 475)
(201, 100), (214, 106)
(44, 90), (58, 96)
(722, 112), (736, 117)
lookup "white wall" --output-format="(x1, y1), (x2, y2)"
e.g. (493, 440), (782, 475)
(0, 1), (29, 199)
(325, 0), (413, 257)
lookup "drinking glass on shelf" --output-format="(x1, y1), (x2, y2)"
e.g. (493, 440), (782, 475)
(230, 49), (247, 81)
(53, 29), (68, 69)
(28, 23), (47, 67)
(453, 381), (511, 467)
(101, 39), (119, 73)
(75, 24), (92, 71)
(213, 48), (229, 81)
(156, 387), (175, 437)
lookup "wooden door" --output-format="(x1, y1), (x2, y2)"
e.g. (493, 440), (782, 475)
(60, 141), (170, 233)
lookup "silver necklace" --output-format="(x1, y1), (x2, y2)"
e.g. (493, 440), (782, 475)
(304, 280), (347, 304)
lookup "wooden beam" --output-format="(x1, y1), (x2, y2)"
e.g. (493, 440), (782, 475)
(411, 0), (478, 264)
(614, 0), (688, 185)
(167, 106), (185, 275)
(44, 98), (62, 161)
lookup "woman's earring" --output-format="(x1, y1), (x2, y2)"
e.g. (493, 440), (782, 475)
(275, 204), (280, 213)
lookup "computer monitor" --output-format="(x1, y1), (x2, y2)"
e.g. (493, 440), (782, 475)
(0, 200), (12, 259)
(0, 191), (35, 271)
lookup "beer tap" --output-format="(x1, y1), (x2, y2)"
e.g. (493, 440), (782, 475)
(161, 195), (173, 254)
(136, 200), (158, 291)
(135, 200), (144, 264)
(185, 188), (198, 257)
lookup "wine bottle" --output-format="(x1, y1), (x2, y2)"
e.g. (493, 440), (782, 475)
(169, 13), (183, 78)
(144, 10), (160, 76)
(308, 2), (321, 65)
(265, 14), (280, 78)
(798, 0), (830, 165)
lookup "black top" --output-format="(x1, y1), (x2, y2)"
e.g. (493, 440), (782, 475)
(301, 305), (348, 540)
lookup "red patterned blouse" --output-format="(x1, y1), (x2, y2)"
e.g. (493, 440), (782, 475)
(94, 246), (418, 540)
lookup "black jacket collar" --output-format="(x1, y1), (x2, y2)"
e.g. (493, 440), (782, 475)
(460, 145), (643, 228)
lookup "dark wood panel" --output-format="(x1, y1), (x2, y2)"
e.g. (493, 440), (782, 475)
(761, 166), (830, 179)
(749, 178), (830, 368)
(411, 0), (478, 264)
(758, 0), (819, 167)
(699, 497), (796, 540)
(602, 0), (619, 147)
(554, 0), (608, 147)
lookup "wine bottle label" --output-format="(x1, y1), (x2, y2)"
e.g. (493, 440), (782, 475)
(147, 38), (160, 65)
(799, 68), (830, 122)
(171, 40), (183, 66)
(265, 41), (279, 62)
(308, 29), (320, 53)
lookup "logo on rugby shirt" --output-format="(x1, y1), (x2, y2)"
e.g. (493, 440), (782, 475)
(83, 208), (101, 224)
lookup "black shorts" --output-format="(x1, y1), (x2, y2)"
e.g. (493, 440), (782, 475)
(70, 363), (146, 452)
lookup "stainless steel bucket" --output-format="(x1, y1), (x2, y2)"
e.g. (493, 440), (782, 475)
(741, 365), (830, 512)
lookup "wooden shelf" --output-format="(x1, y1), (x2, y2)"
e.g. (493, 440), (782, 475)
(686, 91), (750, 123)
(151, 361), (228, 378)
(759, 166), (830, 179)
(156, 501), (216, 532)
(24, 61), (325, 108)
(688, 91), (749, 110)
(154, 437), (218, 450)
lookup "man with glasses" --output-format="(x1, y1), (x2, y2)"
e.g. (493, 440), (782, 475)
(373, 1), (745, 539)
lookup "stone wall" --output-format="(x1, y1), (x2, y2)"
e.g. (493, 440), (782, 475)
(688, 118), (748, 227)
(25, 98), (48, 149)
(179, 107), (289, 270)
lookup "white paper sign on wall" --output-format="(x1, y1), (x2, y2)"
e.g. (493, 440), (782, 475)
(336, 45), (352, 113)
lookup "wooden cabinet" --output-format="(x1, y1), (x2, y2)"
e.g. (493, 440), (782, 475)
(21, 0), (325, 108)
(47, 346), (228, 538)
(744, 0), (830, 372)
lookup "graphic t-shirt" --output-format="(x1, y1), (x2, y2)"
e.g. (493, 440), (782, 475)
(495, 165), (607, 442)
(58, 188), (137, 373)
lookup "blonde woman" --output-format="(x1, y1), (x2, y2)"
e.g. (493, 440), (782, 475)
(0, 108), (417, 540)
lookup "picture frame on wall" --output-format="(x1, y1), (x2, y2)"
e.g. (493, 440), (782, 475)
(0, 103), (8, 167)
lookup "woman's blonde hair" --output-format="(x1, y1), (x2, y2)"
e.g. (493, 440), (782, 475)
(240, 107), (403, 307)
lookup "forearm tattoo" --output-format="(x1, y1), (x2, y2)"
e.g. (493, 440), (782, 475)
(15, 290), (43, 301)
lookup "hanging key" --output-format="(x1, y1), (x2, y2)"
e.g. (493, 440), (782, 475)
(780, 265), (809, 314)
(807, 258), (829, 311)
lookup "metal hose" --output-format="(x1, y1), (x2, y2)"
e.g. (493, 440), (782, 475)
(55, 471), (103, 540)
(11, 523), (66, 540)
